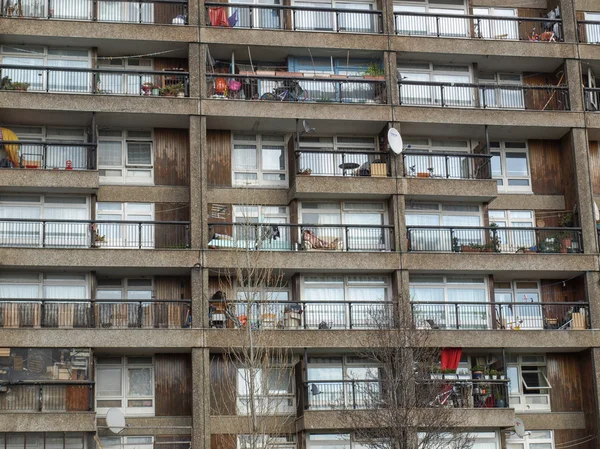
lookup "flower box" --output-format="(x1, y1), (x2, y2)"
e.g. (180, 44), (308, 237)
(276, 71), (304, 77)
(256, 70), (276, 76)
(416, 172), (430, 178)
(364, 75), (385, 81)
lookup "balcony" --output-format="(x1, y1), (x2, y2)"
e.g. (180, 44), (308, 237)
(402, 151), (491, 180)
(209, 300), (393, 330)
(0, 219), (190, 249)
(411, 301), (590, 330)
(0, 382), (93, 412)
(0, 0), (188, 24)
(208, 223), (394, 251)
(206, 73), (386, 104)
(577, 20), (600, 44)
(295, 149), (391, 177)
(303, 380), (381, 410)
(398, 81), (569, 111)
(205, 3), (383, 34)
(394, 12), (562, 42)
(418, 379), (510, 409)
(406, 225), (583, 253)
(0, 299), (191, 329)
(0, 65), (190, 96)
(0, 140), (96, 170)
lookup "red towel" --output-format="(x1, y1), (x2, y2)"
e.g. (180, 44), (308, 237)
(209, 7), (229, 27)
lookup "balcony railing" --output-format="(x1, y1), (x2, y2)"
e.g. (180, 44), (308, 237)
(0, 65), (190, 96)
(584, 87), (600, 111)
(0, 382), (93, 412)
(398, 80), (569, 111)
(206, 73), (387, 104)
(418, 379), (510, 409)
(208, 223), (394, 251)
(394, 12), (562, 42)
(577, 21), (600, 44)
(0, 0), (188, 24)
(295, 150), (390, 177)
(411, 301), (590, 330)
(0, 219), (190, 249)
(0, 298), (191, 328)
(209, 300), (394, 330)
(304, 380), (381, 410)
(402, 151), (492, 179)
(406, 225), (583, 253)
(205, 2), (383, 33)
(0, 140), (96, 170)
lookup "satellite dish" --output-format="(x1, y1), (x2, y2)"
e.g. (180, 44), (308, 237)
(106, 408), (126, 434)
(388, 127), (403, 155)
(302, 120), (315, 134)
(594, 201), (599, 222)
(514, 418), (526, 437)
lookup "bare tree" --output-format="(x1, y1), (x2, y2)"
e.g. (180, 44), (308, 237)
(340, 305), (474, 449)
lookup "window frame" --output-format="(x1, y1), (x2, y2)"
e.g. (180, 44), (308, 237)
(506, 354), (551, 412)
(98, 130), (154, 185)
(231, 134), (288, 188)
(489, 141), (531, 193)
(236, 361), (296, 416)
(506, 430), (554, 449)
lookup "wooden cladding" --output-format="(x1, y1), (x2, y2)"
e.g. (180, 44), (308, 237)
(207, 130), (232, 187)
(155, 354), (193, 416)
(528, 140), (564, 195)
(155, 276), (191, 300)
(579, 349), (598, 449)
(546, 353), (583, 412)
(211, 435), (236, 449)
(155, 203), (190, 249)
(517, 9), (548, 41)
(154, 129), (190, 186)
(541, 277), (586, 304)
(210, 354), (237, 415)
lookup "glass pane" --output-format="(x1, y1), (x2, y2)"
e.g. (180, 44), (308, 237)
(262, 147), (285, 170)
(127, 143), (152, 165)
(505, 152), (528, 176)
(99, 141), (123, 167)
(128, 368), (152, 396)
(97, 368), (123, 396)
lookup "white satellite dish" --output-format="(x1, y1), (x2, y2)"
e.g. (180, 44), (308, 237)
(513, 418), (526, 437)
(594, 201), (599, 222)
(302, 120), (315, 134)
(106, 408), (126, 434)
(388, 127), (403, 155)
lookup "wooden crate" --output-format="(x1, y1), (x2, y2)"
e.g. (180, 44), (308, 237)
(370, 163), (387, 177)
(572, 312), (587, 329)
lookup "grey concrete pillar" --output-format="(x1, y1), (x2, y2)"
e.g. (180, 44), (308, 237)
(188, 0), (200, 27)
(189, 43), (202, 99)
(192, 348), (211, 449)
(191, 266), (208, 328)
(190, 115), (203, 249)
(384, 51), (399, 107)
(586, 271), (600, 329)
(380, 0), (395, 37)
(565, 58), (584, 112)
(557, 0), (577, 43)
(392, 270), (411, 327)
(199, 44), (208, 100)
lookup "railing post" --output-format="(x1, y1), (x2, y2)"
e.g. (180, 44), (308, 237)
(455, 303), (460, 329)
(47, 0), (52, 18)
(535, 229), (541, 253)
(292, 9), (296, 30)
(92, 0), (97, 21)
(42, 221), (46, 248)
(335, 11), (340, 32)
(351, 381), (357, 409)
(90, 300), (95, 328)
(450, 228), (457, 252)
(435, 15), (440, 37)
(88, 384), (94, 411)
(138, 222), (143, 249)
(303, 303), (308, 329)
(345, 226), (350, 251)
(476, 17), (481, 38)
(445, 155), (449, 178)
(45, 68), (50, 92)
(139, 1), (143, 23)
(41, 301), (45, 327)
(38, 385), (43, 411)
(185, 224), (190, 248)
(42, 144), (48, 169)
(402, 154), (406, 176)
(440, 84), (445, 107)
(481, 85), (487, 109)
(341, 152), (346, 176)
(348, 302), (353, 329)
(249, 6), (253, 28)
(137, 301), (143, 328)
(491, 228), (499, 252)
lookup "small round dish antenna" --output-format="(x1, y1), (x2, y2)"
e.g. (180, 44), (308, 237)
(387, 128), (403, 155)
(106, 408), (126, 434)
(514, 418), (526, 437)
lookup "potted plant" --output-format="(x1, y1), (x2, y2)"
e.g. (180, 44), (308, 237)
(364, 62), (385, 81)
(457, 369), (471, 380)
(489, 369), (498, 380)
(160, 83), (185, 97)
(141, 82), (155, 95)
(298, 168), (312, 176)
(12, 82), (30, 91)
(472, 365), (484, 379)
(484, 369), (491, 380)
(498, 370), (506, 380)
(443, 368), (458, 380)
(494, 391), (506, 408)
(430, 367), (443, 380)
(558, 212), (574, 253)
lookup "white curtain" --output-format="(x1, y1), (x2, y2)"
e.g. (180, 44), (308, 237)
(0, 284), (39, 298)
(44, 207), (88, 247)
(52, 0), (92, 19)
(0, 205), (41, 247)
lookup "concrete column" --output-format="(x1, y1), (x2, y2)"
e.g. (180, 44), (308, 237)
(188, 0), (200, 27)
(565, 58), (584, 112)
(392, 270), (411, 327)
(199, 44), (208, 100)
(384, 51), (399, 107)
(190, 115), (203, 249)
(570, 129), (598, 253)
(192, 348), (211, 449)
(557, 0), (577, 43)
(191, 266), (209, 328)
(586, 271), (600, 329)
(380, 0), (395, 37)
(189, 43), (202, 99)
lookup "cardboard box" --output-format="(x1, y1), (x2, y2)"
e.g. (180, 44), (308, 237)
(371, 163), (387, 177)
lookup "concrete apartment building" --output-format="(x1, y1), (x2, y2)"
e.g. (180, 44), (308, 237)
(2, 0), (600, 447)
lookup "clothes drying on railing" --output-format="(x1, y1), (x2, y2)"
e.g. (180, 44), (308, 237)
(0, 127), (19, 168)
(209, 6), (235, 27)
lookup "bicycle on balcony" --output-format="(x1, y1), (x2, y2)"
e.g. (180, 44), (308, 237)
(260, 79), (309, 102)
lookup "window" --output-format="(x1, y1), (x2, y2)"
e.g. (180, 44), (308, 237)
(0, 194), (89, 247)
(0, 46), (91, 93)
(95, 202), (154, 248)
(405, 202), (482, 251)
(96, 356), (155, 416)
(403, 137), (472, 178)
(97, 59), (153, 95)
(291, 0), (378, 33)
(394, 0), (467, 37)
(410, 275), (488, 329)
(229, 0), (282, 29)
(101, 436), (154, 449)
(307, 356), (381, 409)
(301, 275), (390, 328)
(419, 432), (500, 449)
(506, 430), (554, 449)
(238, 435), (295, 449)
(585, 12), (600, 44)
(0, 433), (87, 449)
(479, 73), (524, 109)
(495, 281), (542, 330)
(505, 354), (551, 411)
(489, 210), (535, 252)
(300, 201), (389, 251)
(298, 136), (378, 176)
(233, 283), (290, 328)
(398, 63), (472, 107)
(232, 134), (287, 187)
(237, 362), (295, 415)
(473, 8), (518, 40)
(489, 141), (531, 192)
(98, 130), (154, 184)
(0, 348), (90, 383)
(307, 434), (372, 449)
(98, 2), (153, 23)
(227, 205), (290, 250)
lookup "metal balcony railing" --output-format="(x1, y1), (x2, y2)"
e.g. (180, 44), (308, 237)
(0, 298), (191, 329)
(208, 223), (394, 251)
(411, 301), (590, 330)
(406, 225), (583, 253)
(206, 73), (387, 104)
(0, 219), (190, 249)
(402, 151), (492, 179)
(0, 0), (188, 24)
(209, 300), (394, 330)
(577, 20), (600, 43)
(418, 379), (510, 409)
(205, 2), (382, 33)
(294, 150), (390, 177)
(394, 12), (562, 42)
(0, 65), (190, 96)
(0, 140), (97, 170)
(398, 80), (569, 111)
(584, 87), (600, 111)
(304, 380), (381, 410)
(0, 382), (93, 412)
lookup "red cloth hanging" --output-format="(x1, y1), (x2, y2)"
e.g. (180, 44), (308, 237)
(209, 7), (230, 27)
(440, 348), (462, 371)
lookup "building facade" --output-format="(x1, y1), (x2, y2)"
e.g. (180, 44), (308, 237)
(1, 0), (600, 447)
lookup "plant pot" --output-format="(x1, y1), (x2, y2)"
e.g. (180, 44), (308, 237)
(472, 371), (483, 379)
(500, 375), (506, 380)
(416, 172), (430, 178)
(152, 88), (160, 96)
(330, 75), (348, 79)
(430, 374), (443, 380)
(444, 374), (458, 380)
(276, 71), (303, 77)
(256, 70), (276, 76)
(177, 92), (185, 97)
(495, 399), (505, 408)
(364, 75), (385, 81)
(458, 374), (470, 380)
(492, 375), (497, 380)
(560, 237), (572, 253)
(484, 375), (490, 380)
